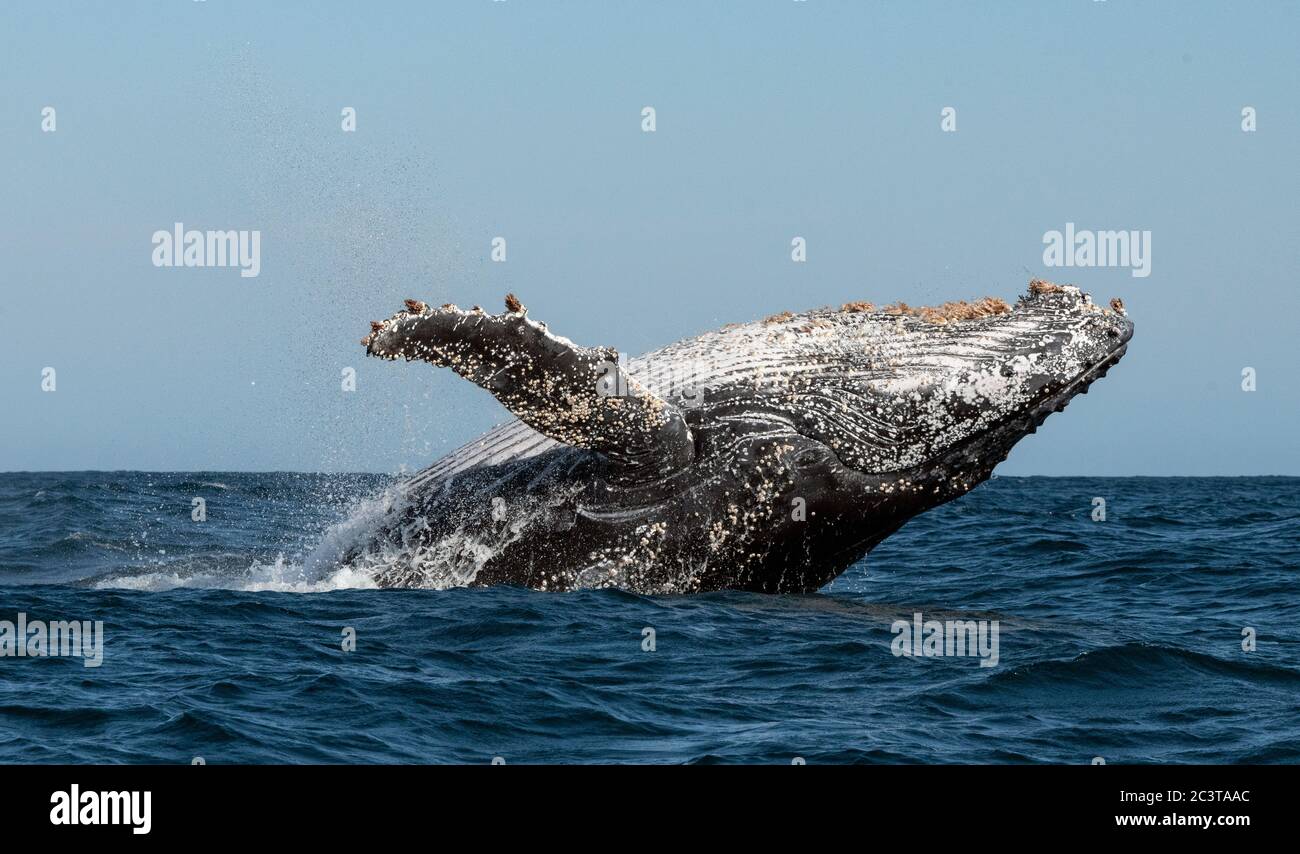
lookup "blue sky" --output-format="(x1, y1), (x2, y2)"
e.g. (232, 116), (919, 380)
(2, 1), (1296, 474)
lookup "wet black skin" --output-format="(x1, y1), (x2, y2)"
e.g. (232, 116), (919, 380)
(375, 425), (885, 593)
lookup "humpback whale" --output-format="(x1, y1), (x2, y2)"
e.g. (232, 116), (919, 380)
(349, 279), (1132, 593)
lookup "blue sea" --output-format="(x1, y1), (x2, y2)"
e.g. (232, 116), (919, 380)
(0, 472), (1296, 764)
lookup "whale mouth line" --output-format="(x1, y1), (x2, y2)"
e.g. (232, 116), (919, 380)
(1038, 342), (1129, 415)
(1015, 342), (1129, 430)
(929, 342), (1130, 475)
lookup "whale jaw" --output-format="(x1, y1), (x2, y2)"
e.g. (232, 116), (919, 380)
(841, 280), (1133, 478)
(854, 282), (1133, 527)
(943, 282), (1133, 474)
(920, 337), (1130, 500)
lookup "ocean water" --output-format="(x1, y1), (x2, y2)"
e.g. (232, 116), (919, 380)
(0, 472), (1296, 764)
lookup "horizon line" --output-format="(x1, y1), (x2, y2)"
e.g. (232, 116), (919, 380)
(2, 470), (1297, 479)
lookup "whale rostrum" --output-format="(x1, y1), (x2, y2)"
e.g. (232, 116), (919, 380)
(351, 280), (1132, 593)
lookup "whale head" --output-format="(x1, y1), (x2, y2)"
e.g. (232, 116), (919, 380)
(764, 280), (1133, 535)
(674, 279), (1133, 589)
(874, 280), (1132, 485)
(669, 278), (1125, 550)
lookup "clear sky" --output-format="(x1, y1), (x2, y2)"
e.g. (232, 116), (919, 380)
(2, 1), (1296, 475)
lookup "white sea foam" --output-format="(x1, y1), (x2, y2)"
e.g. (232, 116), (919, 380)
(91, 483), (414, 593)
(90, 476), (555, 593)
(91, 557), (381, 593)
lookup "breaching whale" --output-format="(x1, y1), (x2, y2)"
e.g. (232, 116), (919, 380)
(349, 279), (1132, 593)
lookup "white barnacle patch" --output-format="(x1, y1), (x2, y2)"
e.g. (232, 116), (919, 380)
(1007, 353), (1036, 375)
(948, 367), (1020, 407)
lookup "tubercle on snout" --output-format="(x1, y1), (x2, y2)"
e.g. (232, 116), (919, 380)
(1018, 280), (1131, 324)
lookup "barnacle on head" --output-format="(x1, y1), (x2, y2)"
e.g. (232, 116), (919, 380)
(1028, 279), (1065, 296)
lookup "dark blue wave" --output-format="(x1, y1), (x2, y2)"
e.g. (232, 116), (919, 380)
(0, 473), (1297, 763)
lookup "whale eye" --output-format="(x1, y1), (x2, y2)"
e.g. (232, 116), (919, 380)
(793, 448), (827, 469)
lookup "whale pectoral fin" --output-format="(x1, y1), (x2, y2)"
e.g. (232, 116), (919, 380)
(364, 295), (694, 472)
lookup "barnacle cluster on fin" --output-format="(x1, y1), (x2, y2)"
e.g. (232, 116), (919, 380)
(361, 293), (694, 473)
